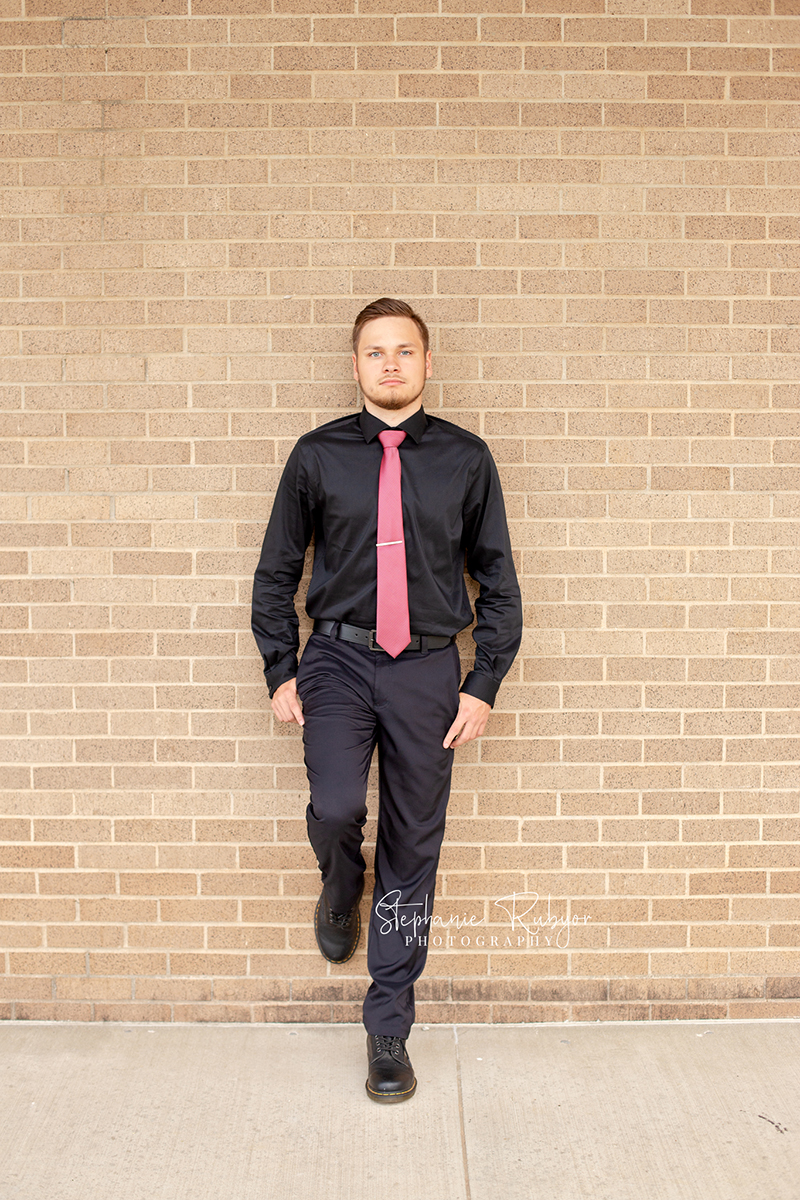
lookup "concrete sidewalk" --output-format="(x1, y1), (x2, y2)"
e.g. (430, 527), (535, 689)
(1, 1021), (798, 1200)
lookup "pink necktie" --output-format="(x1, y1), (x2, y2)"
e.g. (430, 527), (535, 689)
(376, 430), (410, 658)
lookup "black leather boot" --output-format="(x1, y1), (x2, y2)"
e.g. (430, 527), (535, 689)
(365, 1034), (417, 1103)
(314, 882), (363, 964)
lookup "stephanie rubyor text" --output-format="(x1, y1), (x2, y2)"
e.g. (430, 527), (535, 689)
(375, 890), (593, 950)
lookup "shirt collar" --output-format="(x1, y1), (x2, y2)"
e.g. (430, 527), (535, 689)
(358, 405), (428, 445)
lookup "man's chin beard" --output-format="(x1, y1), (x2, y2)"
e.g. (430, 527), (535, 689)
(363, 385), (424, 411)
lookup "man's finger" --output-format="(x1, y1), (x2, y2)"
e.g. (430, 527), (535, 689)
(443, 705), (471, 748)
(451, 718), (476, 746)
(278, 694), (304, 725)
(274, 698), (304, 725)
(443, 715), (464, 749)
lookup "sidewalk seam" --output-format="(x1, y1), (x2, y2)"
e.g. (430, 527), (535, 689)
(454, 1025), (473, 1200)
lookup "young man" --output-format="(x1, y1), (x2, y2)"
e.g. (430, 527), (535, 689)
(252, 297), (521, 1102)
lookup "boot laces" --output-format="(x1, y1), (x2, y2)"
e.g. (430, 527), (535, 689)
(329, 908), (354, 929)
(373, 1035), (404, 1057)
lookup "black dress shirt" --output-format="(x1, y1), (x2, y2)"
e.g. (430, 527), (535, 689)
(251, 406), (522, 706)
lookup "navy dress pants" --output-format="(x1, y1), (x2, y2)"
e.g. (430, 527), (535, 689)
(295, 630), (461, 1037)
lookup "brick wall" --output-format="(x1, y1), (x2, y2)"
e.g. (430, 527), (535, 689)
(1, 0), (799, 1024)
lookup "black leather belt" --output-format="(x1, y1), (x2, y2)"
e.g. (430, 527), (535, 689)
(314, 619), (453, 653)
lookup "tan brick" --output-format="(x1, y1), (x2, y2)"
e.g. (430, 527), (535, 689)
(563, 16), (643, 41)
(9, 951), (86, 974)
(767, 978), (800, 1000)
(567, 847), (647, 872)
(572, 952), (649, 977)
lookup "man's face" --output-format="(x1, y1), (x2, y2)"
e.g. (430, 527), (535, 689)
(352, 315), (432, 414)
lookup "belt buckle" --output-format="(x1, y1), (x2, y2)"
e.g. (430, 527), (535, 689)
(368, 629), (380, 651)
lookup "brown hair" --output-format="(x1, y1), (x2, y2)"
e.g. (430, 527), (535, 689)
(351, 297), (429, 356)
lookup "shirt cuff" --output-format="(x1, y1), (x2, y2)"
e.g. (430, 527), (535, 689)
(460, 670), (499, 708)
(265, 654), (299, 698)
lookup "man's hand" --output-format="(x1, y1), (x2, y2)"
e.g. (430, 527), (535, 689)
(443, 692), (491, 749)
(271, 678), (304, 726)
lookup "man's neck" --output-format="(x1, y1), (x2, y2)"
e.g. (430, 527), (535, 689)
(362, 397), (423, 427)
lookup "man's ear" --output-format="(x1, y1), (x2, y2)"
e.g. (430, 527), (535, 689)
(425, 349), (432, 378)
(352, 352), (359, 382)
